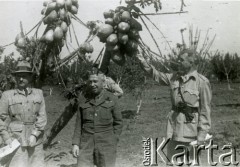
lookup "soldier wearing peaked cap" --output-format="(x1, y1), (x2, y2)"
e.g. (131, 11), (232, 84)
(137, 49), (212, 165)
(0, 60), (47, 167)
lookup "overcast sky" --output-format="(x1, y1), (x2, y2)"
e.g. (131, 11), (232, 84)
(0, 0), (239, 60)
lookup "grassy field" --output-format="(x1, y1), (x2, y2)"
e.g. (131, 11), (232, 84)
(44, 83), (240, 167)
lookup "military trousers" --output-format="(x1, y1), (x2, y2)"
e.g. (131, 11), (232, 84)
(77, 130), (118, 167)
(3, 144), (45, 167)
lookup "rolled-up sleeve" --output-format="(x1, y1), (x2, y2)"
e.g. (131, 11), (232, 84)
(32, 90), (47, 138)
(197, 80), (212, 141)
(150, 65), (172, 86)
(0, 92), (11, 142)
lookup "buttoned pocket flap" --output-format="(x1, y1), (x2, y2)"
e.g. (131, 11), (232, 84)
(184, 88), (199, 96)
(9, 99), (22, 106)
(9, 122), (23, 132)
(101, 101), (114, 108)
(9, 99), (22, 115)
(100, 102), (114, 120)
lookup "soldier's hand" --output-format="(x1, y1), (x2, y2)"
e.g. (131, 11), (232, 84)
(197, 140), (205, 145)
(29, 135), (37, 147)
(72, 145), (79, 157)
(177, 101), (186, 108)
(136, 52), (145, 61)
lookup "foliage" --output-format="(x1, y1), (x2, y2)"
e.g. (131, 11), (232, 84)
(0, 53), (17, 91)
(60, 58), (94, 87)
(149, 56), (169, 73)
(16, 37), (41, 60)
(0, 46), (4, 55)
(138, 0), (162, 12)
(108, 55), (146, 92)
(211, 52), (240, 82)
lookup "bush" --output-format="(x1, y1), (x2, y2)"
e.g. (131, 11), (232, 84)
(108, 56), (146, 92)
(211, 53), (240, 82)
(0, 52), (17, 91)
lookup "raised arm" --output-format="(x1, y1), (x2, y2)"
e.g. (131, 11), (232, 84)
(136, 53), (172, 86)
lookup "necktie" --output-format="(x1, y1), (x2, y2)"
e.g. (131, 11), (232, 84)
(24, 89), (28, 96)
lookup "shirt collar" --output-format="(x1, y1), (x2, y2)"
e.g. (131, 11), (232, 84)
(15, 87), (33, 96)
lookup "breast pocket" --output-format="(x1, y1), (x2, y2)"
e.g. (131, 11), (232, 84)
(99, 102), (114, 120)
(183, 89), (199, 107)
(9, 122), (23, 132)
(9, 99), (22, 115)
(81, 103), (94, 120)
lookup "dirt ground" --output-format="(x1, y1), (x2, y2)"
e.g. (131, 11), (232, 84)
(44, 83), (240, 167)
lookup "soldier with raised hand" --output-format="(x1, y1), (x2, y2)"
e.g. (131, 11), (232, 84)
(137, 49), (212, 165)
(72, 71), (123, 167)
(0, 60), (47, 167)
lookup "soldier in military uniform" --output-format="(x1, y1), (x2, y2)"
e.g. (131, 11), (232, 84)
(43, 71), (123, 149)
(137, 49), (212, 165)
(72, 72), (123, 167)
(0, 61), (47, 167)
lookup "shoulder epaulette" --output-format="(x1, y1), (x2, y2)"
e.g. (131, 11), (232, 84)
(198, 74), (209, 82)
(104, 90), (117, 101)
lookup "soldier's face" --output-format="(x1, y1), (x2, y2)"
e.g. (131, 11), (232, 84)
(177, 53), (194, 75)
(15, 73), (32, 90)
(88, 74), (104, 95)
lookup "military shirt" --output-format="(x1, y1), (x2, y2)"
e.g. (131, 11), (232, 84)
(72, 90), (123, 146)
(0, 88), (47, 146)
(146, 64), (212, 142)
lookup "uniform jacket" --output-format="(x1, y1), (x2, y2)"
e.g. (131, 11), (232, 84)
(43, 79), (123, 149)
(0, 88), (47, 146)
(72, 90), (123, 146)
(146, 64), (212, 142)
